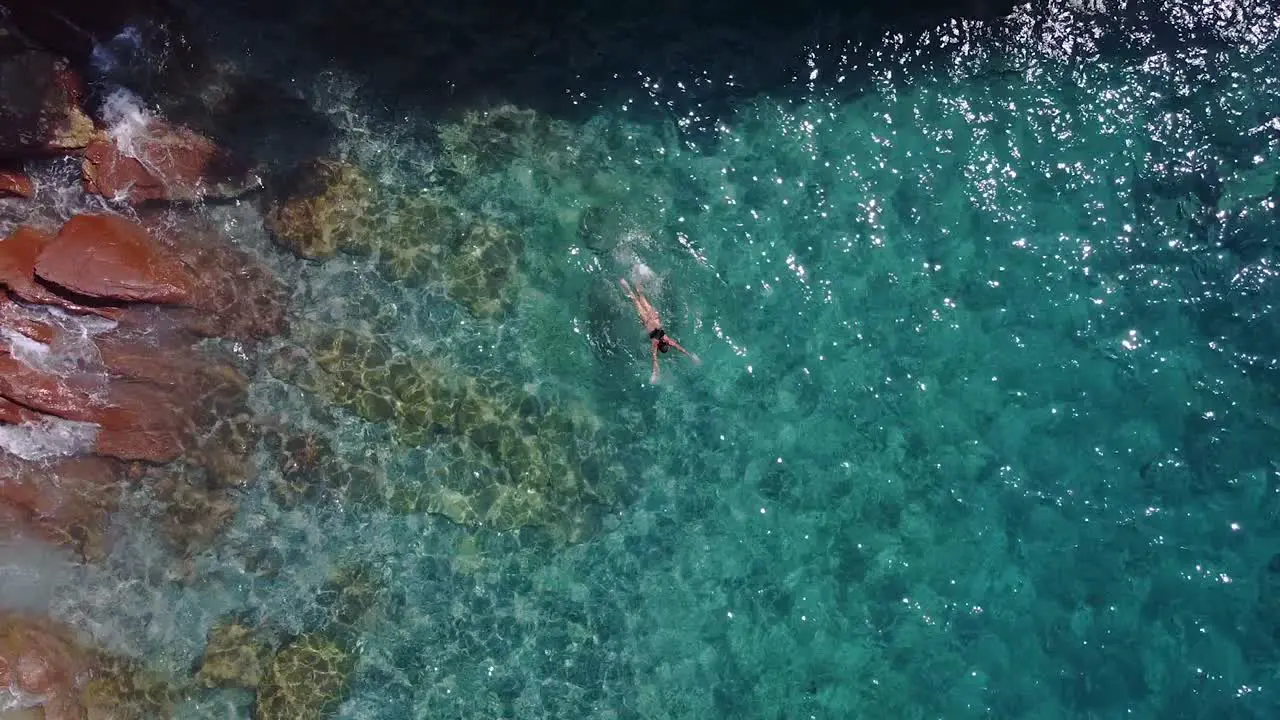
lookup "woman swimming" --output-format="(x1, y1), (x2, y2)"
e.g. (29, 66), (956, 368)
(620, 277), (699, 384)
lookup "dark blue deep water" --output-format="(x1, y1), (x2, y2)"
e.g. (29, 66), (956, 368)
(14, 1), (1280, 718)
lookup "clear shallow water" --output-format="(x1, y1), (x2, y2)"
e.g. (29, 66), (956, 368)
(26, 1), (1280, 718)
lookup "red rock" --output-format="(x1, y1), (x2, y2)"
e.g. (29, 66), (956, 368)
(0, 225), (51, 287)
(82, 121), (259, 204)
(34, 214), (196, 305)
(0, 293), (58, 344)
(0, 227), (122, 319)
(96, 333), (245, 390)
(0, 396), (46, 425)
(0, 351), (188, 430)
(106, 211), (287, 341)
(0, 343), (195, 464)
(93, 427), (185, 464)
(0, 226), (64, 307)
(0, 168), (34, 198)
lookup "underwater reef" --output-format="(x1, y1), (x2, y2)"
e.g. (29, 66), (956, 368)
(0, 6), (639, 717)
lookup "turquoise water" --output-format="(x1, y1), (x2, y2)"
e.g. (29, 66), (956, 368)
(30, 2), (1280, 718)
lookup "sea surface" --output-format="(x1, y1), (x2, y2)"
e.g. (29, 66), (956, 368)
(14, 0), (1280, 717)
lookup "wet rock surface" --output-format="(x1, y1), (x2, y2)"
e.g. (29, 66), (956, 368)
(0, 295), (57, 344)
(0, 166), (34, 198)
(34, 214), (196, 305)
(82, 121), (262, 204)
(0, 34), (94, 158)
(0, 226), (122, 319)
(0, 187), (283, 567)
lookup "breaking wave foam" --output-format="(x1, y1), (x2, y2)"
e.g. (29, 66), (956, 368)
(0, 417), (99, 461)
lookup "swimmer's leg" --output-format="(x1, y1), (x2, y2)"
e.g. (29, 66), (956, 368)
(619, 278), (648, 316)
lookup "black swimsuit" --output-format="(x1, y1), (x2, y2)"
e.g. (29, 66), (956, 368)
(650, 327), (672, 353)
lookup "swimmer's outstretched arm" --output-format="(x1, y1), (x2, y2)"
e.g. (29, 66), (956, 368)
(665, 338), (701, 365)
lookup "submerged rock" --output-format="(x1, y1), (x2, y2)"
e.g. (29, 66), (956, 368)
(274, 326), (623, 541)
(80, 655), (182, 720)
(251, 562), (382, 720)
(262, 429), (381, 508)
(312, 564), (384, 647)
(34, 214), (196, 305)
(437, 104), (562, 180)
(254, 633), (353, 720)
(0, 613), (183, 719)
(149, 463), (242, 560)
(195, 621), (272, 690)
(265, 159), (371, 259)
(0, 613), (93, 716)
(0, 456), (121, 561)
(373, 192), (460, 283)
(372, 193), (524, 317)
(444, 221), (523, 318)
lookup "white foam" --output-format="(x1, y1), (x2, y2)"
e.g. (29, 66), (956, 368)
(629, 260), (657, 285)
(1, 327), (103, 378)
(0, 328), (50, 367)
(2, 305), (116, 378)
(33, 304), (119, 335)
(0, 417), (99, 461)
(0, 706), (47, 719)
(99, 86), (155, 158)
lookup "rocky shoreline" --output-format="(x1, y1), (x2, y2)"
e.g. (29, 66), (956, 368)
(0, 2), (637, 714)
(0, 9), (303, 716)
